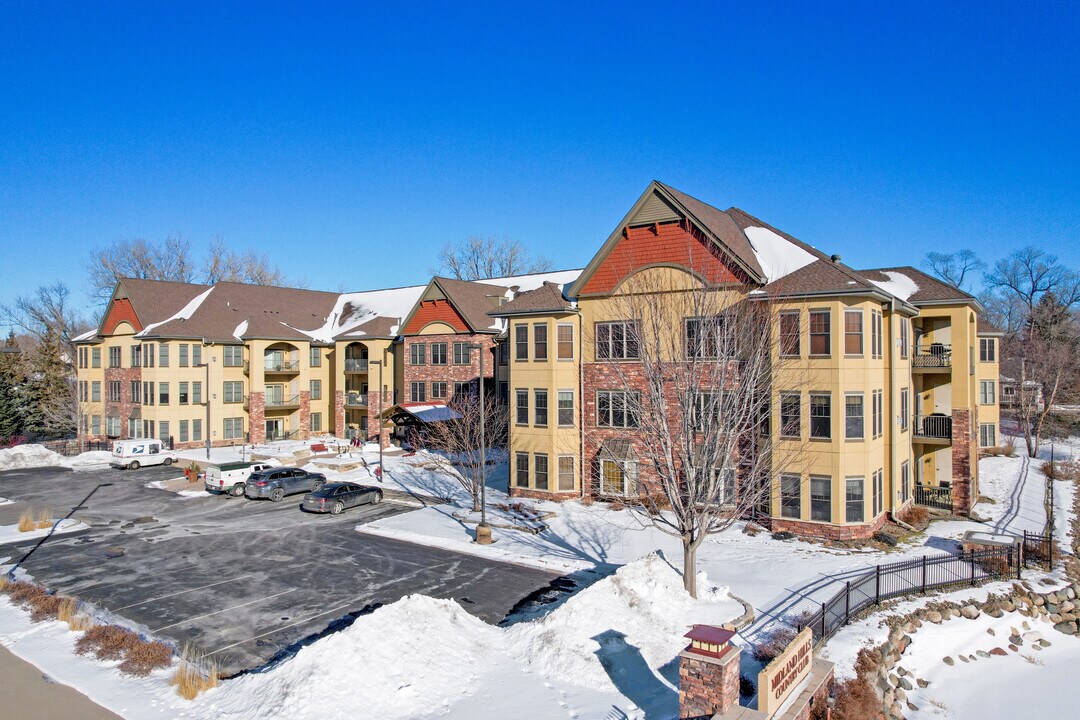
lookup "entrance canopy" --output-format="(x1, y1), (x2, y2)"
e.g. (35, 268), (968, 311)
(381, 402), (463, 426)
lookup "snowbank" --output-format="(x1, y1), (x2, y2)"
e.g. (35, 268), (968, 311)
(196, 554), (740, 719)
(0, 445), (111, 472)
(0, 518), (88, 545)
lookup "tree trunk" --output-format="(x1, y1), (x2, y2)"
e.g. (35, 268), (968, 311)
(682, 535), (698, 598)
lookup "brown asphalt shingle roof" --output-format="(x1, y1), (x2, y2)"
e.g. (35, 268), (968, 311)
(488, 282), (575, 317)
(857, 266), (976, 304)
(760, 258), (878, 296)
(432, 277), (510, 332)
(115, 278), (213, 328)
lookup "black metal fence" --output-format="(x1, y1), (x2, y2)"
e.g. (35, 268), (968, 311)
(1022, 530), (1054, 567)
(797, 546), (1020, 643)
(914, 484), (953, 511)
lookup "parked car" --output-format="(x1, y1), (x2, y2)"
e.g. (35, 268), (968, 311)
(109, 439), (177, 470)
(205, 462), (273, 496)
(244, 467), (326, 502)
(301, 482), (383, 514)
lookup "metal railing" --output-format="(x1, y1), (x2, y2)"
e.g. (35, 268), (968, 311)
(798, 546), (1019, 643)
(263, 359), (300, 373)
(1022, 530), (1054, 568)
(345, 358), (368, 372)
(345, 392), (368, 407)
(915, 484), (953, 511)
(912, 343), (952, 368)
(913, 414), (952, 440)
(265, 394), (301, 408)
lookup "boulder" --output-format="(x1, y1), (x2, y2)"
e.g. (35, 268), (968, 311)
(917, 678), (929, 688)
(927, 610), (943, 624)
(943, 656), (955, 666)
(976, 650), (991, 658)
(990, 647), (1008, 656)
(961, 605), (981, 619)
(899, 677), (913, 691)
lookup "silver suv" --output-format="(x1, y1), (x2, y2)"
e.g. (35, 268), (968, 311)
(245, 467), (326, 502)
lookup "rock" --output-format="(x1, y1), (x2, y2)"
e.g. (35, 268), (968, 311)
(898, 635), (911, 653)
(1002, 600), (1016, 612)
(899, 677), (913, 691)
(1037, 638), (1052, 647)
(1009, 644), (1019, 651)
(1023, 620), (1032, 630)
(1023, 631), (1043, 642)
(1066, 586), (1076, 600)
(961, 605), (981, 619)
(1047, 603), (1059, 614)
(889, 673), (900, 688)
(1061, 600), (1075, 613)
(1034, 595), (1046, 606)
(976, 650), (991, 658)
(895, 687), (907, 702)
(987, 608), (1004, 618)
(927, 610), (943, 624)
(943, 656), (955, 666)
(958, 655), (968, 663)
(990, 647), (1008, 656)
(907, 701), (918, 712)
(986, 627), (996, 636)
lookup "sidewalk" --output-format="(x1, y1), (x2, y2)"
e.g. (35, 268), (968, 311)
(0, 644), (121, 720)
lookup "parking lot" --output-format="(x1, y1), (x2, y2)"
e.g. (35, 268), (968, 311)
(0, 465), (560, 674)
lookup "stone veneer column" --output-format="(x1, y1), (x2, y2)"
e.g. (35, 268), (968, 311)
(248, 391), (265, 444)
(951, 408), (973, 515)
(333, 390), (345, 438)
(298, 391), (311, 440)
(678, 645), (740, 719)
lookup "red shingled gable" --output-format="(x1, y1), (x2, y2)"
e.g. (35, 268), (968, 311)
(402, 299), (470, 335)
(102, 298), (142, 334)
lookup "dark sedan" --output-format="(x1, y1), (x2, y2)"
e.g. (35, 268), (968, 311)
(301, 482), (384, 514)
(245, 467), (326, 502)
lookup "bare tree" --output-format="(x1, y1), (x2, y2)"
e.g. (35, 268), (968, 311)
(87, 235), (292, 302)
(595, 268), (808, 597)
(433, 236), (553, 280)
(0, 282), (90, 351)
(423, 389), (509, 512)
(922, 250), (984, 291)
(985, 247), (1080, 323)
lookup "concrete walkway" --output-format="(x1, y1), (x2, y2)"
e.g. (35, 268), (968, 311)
(0, 644), (121, 720)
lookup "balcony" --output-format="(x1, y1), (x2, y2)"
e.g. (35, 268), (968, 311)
(913, 414), (952, 445)
(263, 359), (300, 375)
(265, 394), (301, 411)
(912, 343), (951, 373)
(344, 392), (368, 408)
(344, 358), (368, 373)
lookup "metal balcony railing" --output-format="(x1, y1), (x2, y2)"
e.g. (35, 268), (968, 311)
(263, 359), (300, 373)
(345, 358), (368, 372)
(265, 394), (301, 408)
(915, 485), (953, 511)
(912, 343), (952, 368)
(345, 392), (368, 407)
(913, 414), (952, 440)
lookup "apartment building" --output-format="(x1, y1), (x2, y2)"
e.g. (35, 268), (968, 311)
(494, 181), (999, 538)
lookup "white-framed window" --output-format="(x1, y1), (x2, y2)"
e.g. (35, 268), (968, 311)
(844, 310), (864, 356)
(159, 343), (169, 367)
(780, 474), (801, 519)
(430, 381), (447, 400)
(980, 380), (996, 405)
(872, 468), (883, 517)
(515, 324), (529, 361)
(452, 342), (470, 365)
(557, 324), (574, 360)
(310, 379), (322, 400)
(534, 390), (548, 427)
(534, 453), (549, 490)
(557, 390), (574, 427)
(979, 423), (997, 448)
(871, 310), (883, 359)
(845, 393), (864, 440)
(309, 346), (322, 367)
(809, 393), (831, 439)
(106, 416), (121, 436)
(845, 477), (864, 523)
(223, 381), (243, 404)
(980, 338), (996, 362)
(600, 459), (638, 497)
(595, 321), (639, 360)
(900, 388), (910, 431)
(430, 343), (448, 365)
(515, 452), (529, 488)
(192, 419), (202, 442)
(223, 345), (243, 367)
(557, 455), (575, 491)
(810, 475), (831, 522)
(809, 310), (831, 357)
(311, 412), (322, 432)
(780, 392), (801, 438)
(596, 390), (640, 428)
(533, 324), (548, 361)
(223, 417), (243, 440)
(409, 382), (426, 403)
(515, 389), (529, 425)
(872, 389), (883, 439)
(779, 311), (800, 357)
(179, 420), (189, 443)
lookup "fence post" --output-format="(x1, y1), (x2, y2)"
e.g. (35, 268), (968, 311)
(820, 602), (826, 639)
(921, 555), (928, 593)
(970, 550), (976, 585)
(845, 581), (851, 625)
(875, 565), (881, 605)
(1016, 546), (1022, 580)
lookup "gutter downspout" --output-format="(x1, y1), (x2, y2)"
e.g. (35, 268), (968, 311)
(579, 311), (586, 501)
(888, 299), (899, 523)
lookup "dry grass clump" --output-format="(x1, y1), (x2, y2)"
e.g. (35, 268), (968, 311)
(56, 597), (93, 632)
(0, 575), (8, 592)
(751, 626), (797, 663)
(1, 580), (69, 622)
(831, 677), (881, 720)
(170, 644), (219, 699)
(17, 509), (35, 532)
(75, 624), (173, 676)
(899, 504), (930, 527)
(35, 508), (53, 530)
(119, 639), (173, 677)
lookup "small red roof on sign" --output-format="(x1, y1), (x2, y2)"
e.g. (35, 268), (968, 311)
(684, 624), (735, 646)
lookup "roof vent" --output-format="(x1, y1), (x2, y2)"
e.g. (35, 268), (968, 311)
(830, 254), (842, 264)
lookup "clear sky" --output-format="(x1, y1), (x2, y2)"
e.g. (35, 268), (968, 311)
(2, 1), (1078, 319)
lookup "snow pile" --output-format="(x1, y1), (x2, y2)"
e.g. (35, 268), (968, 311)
(0, 445), (112, 472)
(742, 226), (818, 283)
(296, 285), (426, 342)
(0, 518), (88, 544)
(232, 319), (249, 339)
(198, 554), (739, 719)
(135, 286), (215, 337)
(868, 270), (919, 302)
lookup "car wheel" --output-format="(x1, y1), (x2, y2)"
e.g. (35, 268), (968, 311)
(331, 501), (344, 515)
(163, 457), (173, 466)
(229, 484), (245, 497)
(128, 461), (140, 470)
(372, 491), (383, 505)
(269, 488), (285, 503)
(311, 480), (324, 492)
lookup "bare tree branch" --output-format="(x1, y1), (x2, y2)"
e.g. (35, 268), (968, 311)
(922, 250), (984, 290)
(422, 388), (508, 512)
(432, 236), (553, 280)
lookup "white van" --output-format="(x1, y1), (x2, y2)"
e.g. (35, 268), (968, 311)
(109, 439), (177, 470)
(205, 462), (273, 496)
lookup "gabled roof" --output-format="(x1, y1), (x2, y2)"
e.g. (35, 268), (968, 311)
(569, 181), (828, 297)
(488, 282), (576, 317)
(978, 317), (1004, 336)
(857, 266), (977, 305)
(759, 258), (879, 297)
(104, 278), (214, 335)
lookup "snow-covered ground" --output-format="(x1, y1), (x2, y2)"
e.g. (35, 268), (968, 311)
(0, 445), (112, 472)
(0, 554), (739, 720)
(0, 518), (89, 546)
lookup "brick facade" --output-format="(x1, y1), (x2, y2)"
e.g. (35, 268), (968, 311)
(298, 391), (311, 440)
(951, 408), (974, 515)
(333, 390), (345, 437)
(248, 391), (265, 444)
(582, 361), (655, 499)
(401, 334), (496, 402)
(770, 511), (889, 540)
(104, 367), (141, 439)
(402, 299), (469, 334)
(507, 487), (580, 501)
(678, 646), (740, 719)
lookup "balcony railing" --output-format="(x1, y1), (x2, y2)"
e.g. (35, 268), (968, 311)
(265, 394), (301, 409)
(915, 485), (953, 511)
(345, 392), (368, 407)
(263, 359), (300, 373)
(912, 343), (952, 368)
(345, 358), (368, 372)
(913, 414), (952, 441)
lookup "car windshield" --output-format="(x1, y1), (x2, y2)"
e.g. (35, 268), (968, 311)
(311, 485), (340, 496)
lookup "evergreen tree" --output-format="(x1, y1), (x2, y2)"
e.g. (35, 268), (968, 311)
(24, 329), (76, 439)
(0, 331), (26, 440)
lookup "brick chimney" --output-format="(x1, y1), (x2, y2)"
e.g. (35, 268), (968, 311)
(679, 625), (740, 719)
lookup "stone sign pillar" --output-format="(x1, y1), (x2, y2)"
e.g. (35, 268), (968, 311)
(678, 625), (740, 719)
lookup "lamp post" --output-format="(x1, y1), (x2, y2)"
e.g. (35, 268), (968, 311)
(195, 361), (210, 459)
(369, 359), (383, 482)
(465, 342), (491, 544)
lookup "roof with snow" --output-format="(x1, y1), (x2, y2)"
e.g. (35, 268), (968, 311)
(488, 281), (577, 317)
(857, 266), (977, 305)
(381, 402), (463, 424)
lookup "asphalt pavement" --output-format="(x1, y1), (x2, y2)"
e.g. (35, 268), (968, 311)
(0, 464), (559, 675)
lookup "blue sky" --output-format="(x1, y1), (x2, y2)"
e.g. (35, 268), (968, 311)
(2, 1), (1078, 318)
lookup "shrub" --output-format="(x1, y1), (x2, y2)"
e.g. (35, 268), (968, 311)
(35, 508), (53, 530)
(873, 531), (898, 547)
(119, 639), (173, 677)
(752, 626), (797, 663)
(56, 597), (92, 631)
(853, 648), (876, 678)
(978, 555), (1011, 575)
(832, 677), (881, 720)
(739, 673), (756, 698)
(772, 531), (795, 541)
(171, 644), (219, 700)
(76, 625), (142, 661)
(900, 504), (929, 527)
(1000, 437), (1018, 457)
(17, 510), (35, 533)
